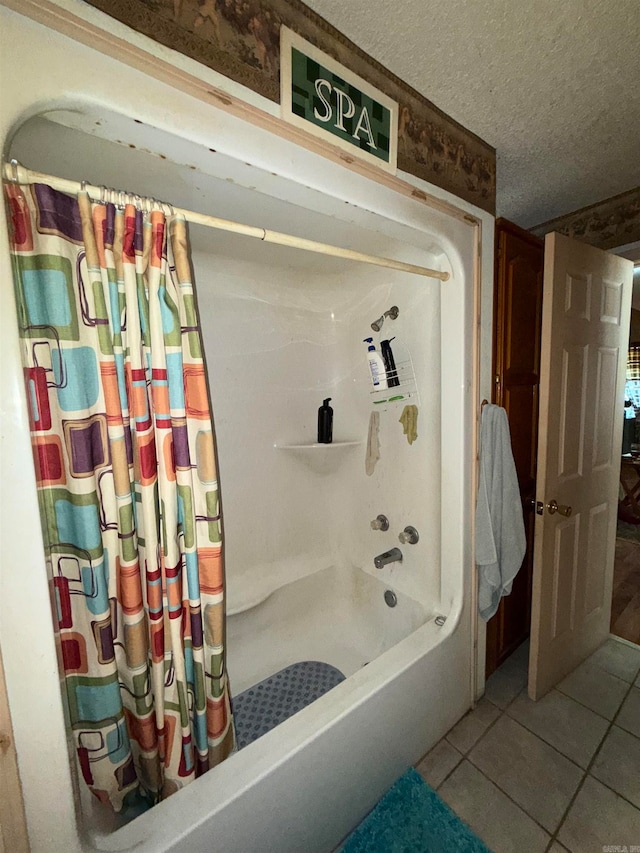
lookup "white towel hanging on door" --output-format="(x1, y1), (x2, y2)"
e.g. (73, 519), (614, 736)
(475, 404), (527, 621)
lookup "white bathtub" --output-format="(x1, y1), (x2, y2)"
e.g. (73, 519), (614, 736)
(86, 590), (472, 853)
(76, 559), (471, 852)
(227, 563), (430, 695)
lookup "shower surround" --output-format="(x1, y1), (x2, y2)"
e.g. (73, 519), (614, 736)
(0, 5), (494, 851)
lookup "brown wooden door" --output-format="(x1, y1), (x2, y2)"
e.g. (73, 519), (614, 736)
(485, 218), (544, 677)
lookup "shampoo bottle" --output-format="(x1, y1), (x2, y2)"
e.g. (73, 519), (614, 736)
(381, 338), (400, 387)
(317, 398), (333, 443)
(363, 338), (387, 388)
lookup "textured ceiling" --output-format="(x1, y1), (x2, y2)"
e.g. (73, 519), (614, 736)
(303, 0), (640, 228)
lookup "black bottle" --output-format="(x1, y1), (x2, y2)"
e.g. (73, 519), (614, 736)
(317, 398), (333, 443)
(381, 338), (400, 387)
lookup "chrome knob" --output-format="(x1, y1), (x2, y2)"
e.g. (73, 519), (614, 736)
(547, 500), (572, 517)
(398, 525), (419, 544)
(370, 514), (390, 531)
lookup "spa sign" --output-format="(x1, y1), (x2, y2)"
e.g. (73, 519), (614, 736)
(280, 28), (398, 173)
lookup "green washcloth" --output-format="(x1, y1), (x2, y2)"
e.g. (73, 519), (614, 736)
(399, 404), (418, 445)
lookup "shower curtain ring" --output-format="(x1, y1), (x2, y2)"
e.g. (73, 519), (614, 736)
(100, 185), (107, 203)
(80, 180), (87, 194)
(119, 190), (126, 209)
(9, 159), (19, 183)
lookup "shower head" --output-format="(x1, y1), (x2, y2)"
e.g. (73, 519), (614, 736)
(370, 306), (399, 333)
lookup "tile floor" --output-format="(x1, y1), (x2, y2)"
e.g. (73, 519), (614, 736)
(416, 637), (640, 853)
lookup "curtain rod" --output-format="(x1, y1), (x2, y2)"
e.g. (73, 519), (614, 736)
(2, 161), (449, 282)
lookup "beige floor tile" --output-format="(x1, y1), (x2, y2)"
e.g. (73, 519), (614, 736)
(558, 776), (640, 852)
(548, 843), (569, 852)
(484, 661), (527, 709)
(468, 715), (583, 832)
(507, 688), (609, 768)
(591, 726), (640, 808)
(617, 687), (640, 738)
(557, 659), (628, 720)
(438, 760), (550, 853)
(446, 698), (501, 754)
(415, 739), (462, 790)
(588, 638), (640, 683)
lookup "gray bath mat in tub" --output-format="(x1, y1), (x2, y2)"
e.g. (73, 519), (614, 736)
(233, 660), (345, 749)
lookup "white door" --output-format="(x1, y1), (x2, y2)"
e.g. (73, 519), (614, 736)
(528, 232), (633, 700)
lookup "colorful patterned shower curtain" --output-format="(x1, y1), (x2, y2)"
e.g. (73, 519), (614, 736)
(6, 182), (234, 814)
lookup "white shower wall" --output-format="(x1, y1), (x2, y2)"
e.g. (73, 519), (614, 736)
(192, 243), (443, 615)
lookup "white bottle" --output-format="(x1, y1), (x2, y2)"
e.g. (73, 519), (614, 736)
(363, 338), (387, 388)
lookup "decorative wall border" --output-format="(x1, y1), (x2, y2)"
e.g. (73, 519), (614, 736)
(531, 187), (640, 251)
(80, 0), (496, 214)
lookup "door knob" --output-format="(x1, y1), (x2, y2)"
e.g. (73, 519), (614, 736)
(546, 500), (572, 517)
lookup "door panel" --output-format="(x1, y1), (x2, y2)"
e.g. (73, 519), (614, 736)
(550, 516), (579, 638)
(593, 348), (619, 468)
(505, 256), (543, 375)
(528, 232), (633, 699)
(585, 504), (609, 615)
(503, 385), (538, 484)
(558, 344), (587, 480)
(485, 219), (544, 676)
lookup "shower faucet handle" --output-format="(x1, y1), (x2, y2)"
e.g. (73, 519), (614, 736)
(398, 526), (419, 545)
(370, 514), (390, 531)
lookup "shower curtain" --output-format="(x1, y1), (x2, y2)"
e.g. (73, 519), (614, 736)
(6, 182), (234, 814)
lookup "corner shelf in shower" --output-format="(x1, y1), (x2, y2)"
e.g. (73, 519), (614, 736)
(274, 441), (363, 474)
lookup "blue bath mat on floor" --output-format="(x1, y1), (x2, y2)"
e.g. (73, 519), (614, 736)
(341, 768), (491, 853)
(233, 660), (345, 749)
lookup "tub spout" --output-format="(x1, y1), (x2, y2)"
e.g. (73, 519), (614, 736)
(374, 547), (403, 569)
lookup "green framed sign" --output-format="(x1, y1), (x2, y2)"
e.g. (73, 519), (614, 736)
(280, 27), (398, 173)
